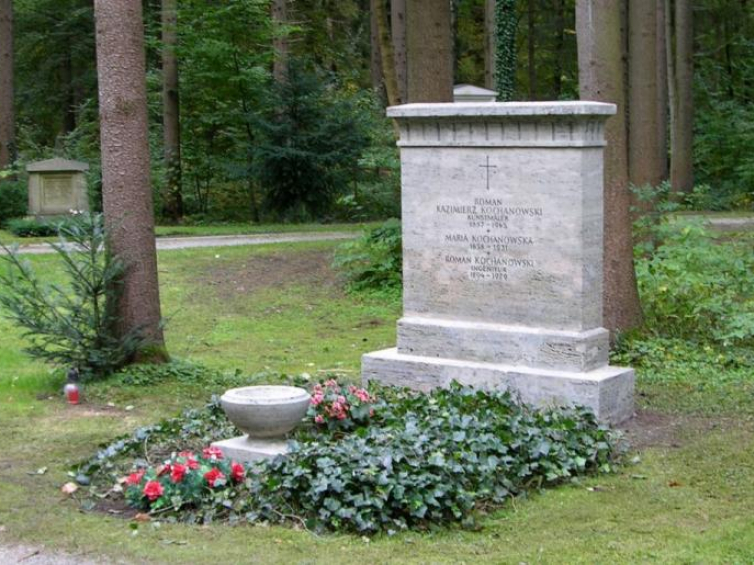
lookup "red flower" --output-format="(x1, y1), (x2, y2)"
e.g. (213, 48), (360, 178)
(178, 451), (195, 458)
(143, 480), (164, 501)
(202, 446), (224, 460)
(204, 467), (225, 487)
(170, 463), (187, 483)
(125, 470), (144, 485)
(157, 463), (171, 477)
(230, 461), (245, 483)
(185, 457), (199, 470)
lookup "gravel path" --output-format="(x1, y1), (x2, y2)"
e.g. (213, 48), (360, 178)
(0, 542), (104, 564)
(7, 231), (357, 255)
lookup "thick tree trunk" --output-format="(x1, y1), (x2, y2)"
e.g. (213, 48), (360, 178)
(628, 0), (663, 188)
(0, 0), (14, 169)
(94, 0), (168, 360)
(162, 0), (182, 222)
(665, 0), (677, 186)
(484, 0), (496, 90)
(576, 0), (642, 334)
(656, 0), (669, 179)
(272, 0), (288, 84)
(406, 0), (454, 102)
(527, 0), (536, 100)
(375, 0), (401, 107)
(391, 0), (408, 103)
(370, 0), (383, 94)
(671, 0), (694, 192)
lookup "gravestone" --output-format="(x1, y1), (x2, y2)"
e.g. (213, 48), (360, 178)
(26, 158), (89, 217)
(453, 84), (498, 103)
(362, 102), (634, 424)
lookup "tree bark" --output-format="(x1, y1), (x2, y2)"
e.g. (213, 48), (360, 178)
(628, 0), (663, 188)
(671, 0), (693, 192)
(375, 0), (401, 107)
(94, 0), (168, 360)
(665, 0), (676, 186)
(576, 0), (642, 334)
(527, 0), (536, 100)
(162, 0), (183, 222)
(656, 0), (669, 179)
(0, 0), (14, 169)
(484, 0), (496, 90)
(272, 0), (288, 84)
(553, 0), (565, 98)
(391, 0), (408, 103)
(370, 0), (383, 94)
(406, 0), (454, 103)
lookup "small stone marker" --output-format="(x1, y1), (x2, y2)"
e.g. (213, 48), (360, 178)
(26, 158), (89, 217)
(453, 84), (498, 103)
(362, 101), (634, 424)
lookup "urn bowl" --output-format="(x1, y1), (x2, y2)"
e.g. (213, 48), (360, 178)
(220, 385), (311, 439)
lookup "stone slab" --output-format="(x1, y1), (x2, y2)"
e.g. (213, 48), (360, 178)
(362, 348), (634, 424)
(211, 436), (289, 466)
(397, 316), (609, 372)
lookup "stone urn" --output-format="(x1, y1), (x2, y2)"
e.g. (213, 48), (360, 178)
(212, 386), (310, 464)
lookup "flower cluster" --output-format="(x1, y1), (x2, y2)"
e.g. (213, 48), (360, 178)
(307, 379), (378, 430)
(122, 447), (247, 512)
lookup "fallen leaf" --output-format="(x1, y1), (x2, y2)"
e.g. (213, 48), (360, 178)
(668, 480), (682, 487)
(630, 474), (648, 480)
(61, 482), (79, 495)
(133, 513), (151, 522)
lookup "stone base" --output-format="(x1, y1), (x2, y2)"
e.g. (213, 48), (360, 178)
(362, 348), (634, 424)
(211, 436), (289, 466)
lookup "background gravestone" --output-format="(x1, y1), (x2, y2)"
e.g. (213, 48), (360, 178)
(26, 158), (90, 217)
(362, 101), (634, 424)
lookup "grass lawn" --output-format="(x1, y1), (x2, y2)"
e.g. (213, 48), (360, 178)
(1, 240), (754, 563)
(0, 221), (379, 246)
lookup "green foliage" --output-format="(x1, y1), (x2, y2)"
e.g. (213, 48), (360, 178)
(252, 64), (370, 221)
(0, 213), (142, 379)
(634, 219), (754, 346)
(85, 382), (618, 533)
(333, 219), (402, 292)
(4, 217), (69, 237)
(495, 0), (517, 101)
(0, 178), (28, 224)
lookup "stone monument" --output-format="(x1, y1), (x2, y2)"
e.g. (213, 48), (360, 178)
(362, 102), (634, 424)
(26, 158), (89, 217)
(453, 84), (498, 103)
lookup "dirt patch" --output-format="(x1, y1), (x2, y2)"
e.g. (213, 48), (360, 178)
(620, 409), (728, 450)
(199, 248), (341, 300)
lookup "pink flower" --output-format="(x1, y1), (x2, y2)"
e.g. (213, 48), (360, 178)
(310, 393), (324, 406)
(143, 480), (164, 501)
(204, 467), (225, 487)
(125, 470), (145, 485)
(202, 446), (224, 460)
(354, 389), (372, 403)
(324, 379), (338, 389)
(178, 450), (195, 459)
(230, 461), (245, 483)
(337, 395), (346, 404)
(170, 463), (187, 484)
(314, 414), (325, 424)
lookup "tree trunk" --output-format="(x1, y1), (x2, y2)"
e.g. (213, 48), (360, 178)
(370, 0), (383, 94)
(628, 0), (663, 188)
(527, 0), (536, 100)
(671, 0), (693, 193)
(272, 0), (288, 84)
(495, 0), (517, 101)
(406, 0), (454, 102)
(553, 0), (565, 98)
(94, 0), (168, 361)
(484, 0), (496, 90)
(576, 0), (642, 334)
(162, 0), (182, 222)
(0, 0), (14, 169)
(665, 0), (676, 187)
(375, 0), (401, 107)
(656, 0), (669, 179)
(391, 0), (408, 103)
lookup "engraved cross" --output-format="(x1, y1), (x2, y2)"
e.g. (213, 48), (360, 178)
(479, 155), (498, 191)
